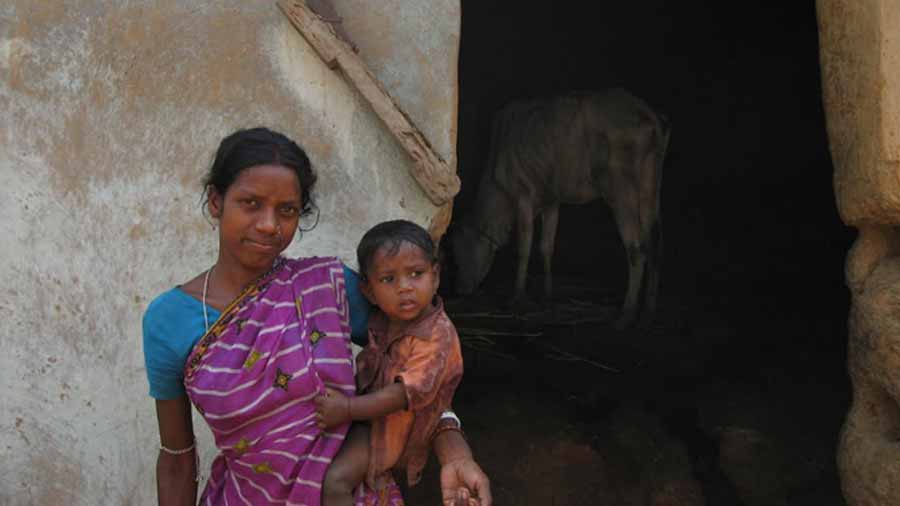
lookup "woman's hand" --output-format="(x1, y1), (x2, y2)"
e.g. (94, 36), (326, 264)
(314, 387), (352, 429)
(440, 457), (492, 506)
(433, 427), (492, 506)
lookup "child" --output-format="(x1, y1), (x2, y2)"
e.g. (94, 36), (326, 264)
(315, 220), (464, 506)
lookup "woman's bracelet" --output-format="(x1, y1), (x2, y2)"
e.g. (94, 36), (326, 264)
(440, 410), (462, 429)
(432, 413), (466, 442)
(160, 440), (196, 455)
(160, 439), (200, 482)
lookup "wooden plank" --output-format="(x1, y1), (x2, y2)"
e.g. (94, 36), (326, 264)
(277, 0), (461, 206)
(428, 202), (454, 246)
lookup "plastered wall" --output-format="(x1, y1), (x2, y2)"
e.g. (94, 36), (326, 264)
(817, 1), (900, 504)
(0, 1), (459, 503)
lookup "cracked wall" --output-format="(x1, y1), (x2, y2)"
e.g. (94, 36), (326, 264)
(817, 0), (900, 504)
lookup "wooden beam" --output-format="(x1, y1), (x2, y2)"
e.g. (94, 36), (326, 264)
(277, 0), (461, 206)
(428, 202), (454, 246)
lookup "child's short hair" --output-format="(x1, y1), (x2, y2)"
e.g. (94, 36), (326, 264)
(357, 220), (437, 280)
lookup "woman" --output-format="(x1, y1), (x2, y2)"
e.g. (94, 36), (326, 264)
(143, 127), (490, 505)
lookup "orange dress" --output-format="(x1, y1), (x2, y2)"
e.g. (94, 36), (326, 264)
(355, 297), (464, 490)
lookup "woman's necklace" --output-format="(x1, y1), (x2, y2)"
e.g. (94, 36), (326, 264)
(202, 265), (213, 332)
(201, 257), (285, 333)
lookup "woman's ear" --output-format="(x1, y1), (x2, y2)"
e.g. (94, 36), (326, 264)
(208, 186), (223, 219)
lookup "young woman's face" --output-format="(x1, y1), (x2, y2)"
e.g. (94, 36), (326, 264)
(362, 242), (439, 322)
(209, 164), (302, 274)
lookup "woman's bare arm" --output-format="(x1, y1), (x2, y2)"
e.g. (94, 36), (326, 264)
(434, 427), (492, 506)
(155, 397), (198, 506)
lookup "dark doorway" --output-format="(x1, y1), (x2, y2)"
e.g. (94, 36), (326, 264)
(417, 2), (852, 505)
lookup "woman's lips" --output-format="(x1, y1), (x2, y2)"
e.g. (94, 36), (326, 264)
(244, 238), (279, 252)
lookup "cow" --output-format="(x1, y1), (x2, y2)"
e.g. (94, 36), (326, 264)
(451, 88), (670, 328)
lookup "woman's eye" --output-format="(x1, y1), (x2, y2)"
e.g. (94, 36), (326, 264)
(410, 271), (422, 278)
(243, 199), (259, 208)
(280, 206), (299, 217)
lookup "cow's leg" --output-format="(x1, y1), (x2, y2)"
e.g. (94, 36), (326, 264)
(611, 195), (646, 330)
(636, 132), (666, 327)
(640, 217), (662, 326)
(539, 204), (560, 300)
(513, 198), (535, 304)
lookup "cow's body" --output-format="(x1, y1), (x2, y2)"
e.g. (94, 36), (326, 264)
(452, 88), (670, 328)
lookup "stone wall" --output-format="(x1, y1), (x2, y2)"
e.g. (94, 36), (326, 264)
(0, 1), (459, 503)
(817, 0), (900, 504)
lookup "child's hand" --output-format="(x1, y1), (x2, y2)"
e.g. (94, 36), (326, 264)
(314, 387), (352, 429)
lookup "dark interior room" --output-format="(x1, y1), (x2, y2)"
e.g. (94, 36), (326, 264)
(410, 2), (855, 505)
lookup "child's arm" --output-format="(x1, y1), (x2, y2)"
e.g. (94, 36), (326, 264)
(314, 384), (407, 429)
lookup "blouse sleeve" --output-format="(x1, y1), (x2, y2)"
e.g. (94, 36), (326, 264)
(142, 298), (188, 400)
(342, 264), (371, 347)
(395, 320), (464, 412)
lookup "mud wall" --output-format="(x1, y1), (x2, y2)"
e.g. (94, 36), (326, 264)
(817, 0), (900, 504)
(0, 1), (459, 503)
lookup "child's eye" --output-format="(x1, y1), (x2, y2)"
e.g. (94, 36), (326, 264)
(242, 198), (260, 208)
(410, 270), (422, 278)
(379, 275), (394, 284)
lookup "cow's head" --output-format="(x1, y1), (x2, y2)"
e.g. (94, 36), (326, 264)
(451, 222), (496, 295)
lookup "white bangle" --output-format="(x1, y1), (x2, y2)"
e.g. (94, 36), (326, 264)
(440, 410), (461, 429)
(160, 439), (201, 482)
(160, 440), (196, 455)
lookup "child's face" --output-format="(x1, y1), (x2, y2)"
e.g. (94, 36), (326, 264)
(361, 242), (439, 322)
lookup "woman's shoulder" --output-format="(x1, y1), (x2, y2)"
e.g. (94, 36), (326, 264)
(143, 287), (200, 328)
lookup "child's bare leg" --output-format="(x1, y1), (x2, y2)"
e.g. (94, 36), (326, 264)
(322, 424), (370, 506)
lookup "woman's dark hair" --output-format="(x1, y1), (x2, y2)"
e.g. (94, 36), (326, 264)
(357, 220), (437, 280)
(203, 127), (318, 219)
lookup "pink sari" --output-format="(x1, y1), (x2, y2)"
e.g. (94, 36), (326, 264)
(184, 257), (355, 505)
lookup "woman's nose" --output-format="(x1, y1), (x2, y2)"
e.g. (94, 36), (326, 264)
(256, 209), (278, 234)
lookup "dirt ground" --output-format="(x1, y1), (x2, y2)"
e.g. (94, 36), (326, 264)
(403, 280), (850, 506)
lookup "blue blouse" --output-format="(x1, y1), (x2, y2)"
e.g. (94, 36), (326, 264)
(142, 265), (371, 400)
